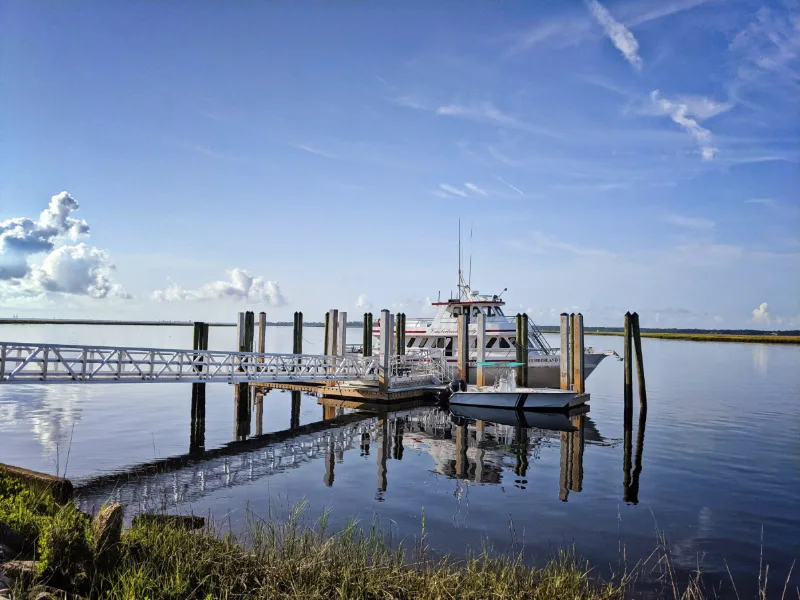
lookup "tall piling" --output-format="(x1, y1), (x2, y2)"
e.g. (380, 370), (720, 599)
(623, 312), (633, 427)
(234, 383), (250, 441)
(237, 312), (246, 352)
(559, 313), (571, 390)
(323, 312), (330, 356)
(190, 321), (208, 453)
(244, 311), (255, 353)
(515, 314), (524, 386)
(631, 312), (647, 408)
(362, 313), (373, 357)
(378, 309), (392, 393)
(395, 313), (406, 356)
(572, 313), (585, 394)
(293, 312), (303, 354)
(520, 313), (530, 387)
(476, 311), (487, 386)
(457, 313), (470, 382)
(254, 391), (264, 436)
(257, 311), (266, 354)
(337, 311), (347, 356)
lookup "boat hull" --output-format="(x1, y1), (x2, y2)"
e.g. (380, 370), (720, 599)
(449, 388), (583, 410)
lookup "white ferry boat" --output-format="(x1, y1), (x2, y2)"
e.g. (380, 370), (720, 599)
(373, 279), (615, 388)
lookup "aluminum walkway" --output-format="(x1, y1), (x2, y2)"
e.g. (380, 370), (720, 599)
(0, 341), (447, 386)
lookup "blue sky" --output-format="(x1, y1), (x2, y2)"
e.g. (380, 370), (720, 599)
(1, 0), (798, 329)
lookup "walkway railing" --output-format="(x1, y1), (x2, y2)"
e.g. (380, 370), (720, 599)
(0, 341), (446, 385)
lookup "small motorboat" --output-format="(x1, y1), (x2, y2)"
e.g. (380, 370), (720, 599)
(447, 362), (587, 410)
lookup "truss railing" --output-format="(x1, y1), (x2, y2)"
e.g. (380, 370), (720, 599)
(0, 341), (445, 385)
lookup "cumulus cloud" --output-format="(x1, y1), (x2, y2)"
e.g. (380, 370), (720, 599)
(752, 302), (771, 324)
(586, 0), (643, 70)
(0, 192), (128, 301)
(650, 90), (719, 160)
(0, 192), (89, 260)
(152, 268), (286, 305)
(356, 294), (373, 310)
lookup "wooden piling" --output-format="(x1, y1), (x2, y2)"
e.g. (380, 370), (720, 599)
(631, 312), (647, 408)
(337, 311), (347, 356)
(234, 383), (250, 441)
(559, 313), (570, 390)
(257, 312), (266, 362)
(254, 391), (264, 437)
(378, 309), (392, 393)
(293, 312), (303, 354)
(237, 312), (246, 351)
(623, 312), (633, 426)
(457, 313), (469, 382)
(328, 309), (339, 356)
(515, 314), (524, 386)
(572, 313), (585, 394)
(363, 312), (373, 357)
(244, 311), (255, 353)
(290, 390), (301, 429)
(520, 313), (530, 387)
(324, 438), (335, 487)
(568, 313), (575, 388)
(323, 312), (330, 356)
(476, 311), (487, 386)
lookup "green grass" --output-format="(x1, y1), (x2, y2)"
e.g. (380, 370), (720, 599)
(3, 471), (797, 599)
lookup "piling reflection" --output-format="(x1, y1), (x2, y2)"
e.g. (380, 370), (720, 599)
(79, 390), (610, 517)
(623, 405), (647, 504)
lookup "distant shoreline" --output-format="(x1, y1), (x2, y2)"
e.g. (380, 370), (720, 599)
(2, 318), (797, 343)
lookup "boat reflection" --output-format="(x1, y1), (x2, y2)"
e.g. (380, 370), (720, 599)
(73, 389), (618, 517)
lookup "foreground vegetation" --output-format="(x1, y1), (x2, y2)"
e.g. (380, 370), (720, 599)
(2, 470), (796, 599)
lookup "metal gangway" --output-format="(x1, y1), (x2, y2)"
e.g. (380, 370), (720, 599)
(0, 341), (448, 386)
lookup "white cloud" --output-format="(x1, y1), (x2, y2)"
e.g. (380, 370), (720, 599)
(663, 214), (716, 230)
(650, 90), (718, 160)
(152, 268), (286, 305)
(586, 0), (643, 70)
(355, 294), (372, 310)
(464, 183), (488, 196)
(439, 183), (468, 197)
(293, 144), (337, 159)
(752, 302), (771, 324)
(0, 191), (89, 260)
(672, 96), (733, 120)
(495, 176), (525, 196)
(744, 198), (778, 209)
(0, 192), (128, 301)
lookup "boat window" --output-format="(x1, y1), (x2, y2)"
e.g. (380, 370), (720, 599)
(486, 307), (494, 317)
(472, 307), (481, 318)
(445, 338), (453, 356)
(407, 338), (415, 348)
(452, 307), (462, 316)
(499, 338), (511, 349)
(495, 308), (504, 316)
(419, 338), (428, 348)
(487, 337), (497, 348)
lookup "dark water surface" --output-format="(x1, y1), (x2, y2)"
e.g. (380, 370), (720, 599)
(1, 324), (798, 597)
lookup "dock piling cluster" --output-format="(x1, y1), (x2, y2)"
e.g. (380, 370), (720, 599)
(559, 313), (585, 392)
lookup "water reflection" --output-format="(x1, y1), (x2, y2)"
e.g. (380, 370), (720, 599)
(74, 386), (616, 516)
(752, 345), (769, 377)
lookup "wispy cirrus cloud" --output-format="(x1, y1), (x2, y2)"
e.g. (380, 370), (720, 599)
(744, 198), (778, 209)
(663, 213), (716, 231)
(435, 102), (562, 138)
(464, 183), (488, 196)
(293, 144), (338, 159)
(650, 90), (719, 160)
(586, 0), (643, 70)
(433, 182), (492, 199)
(495, 176), (525, 196)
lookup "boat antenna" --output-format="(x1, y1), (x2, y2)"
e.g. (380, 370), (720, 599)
(457, 218), (462, 299)
(468, 222), (473, 291)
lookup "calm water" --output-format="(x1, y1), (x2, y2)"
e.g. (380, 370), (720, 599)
(1, 324), (799, 597)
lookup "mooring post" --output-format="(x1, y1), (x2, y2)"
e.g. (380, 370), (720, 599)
(362, 313), (370, 357)
(573, 313), (585, 394)
(323, 312), (330, 356)
(254, 391), (264, 436)
(234, 383), (250, 441)
(559, 313), (570, 390)
(568, 313), (576, 389)
(623, 311), (633, 427)
(337, 311), (347, 356)
(378, 309), (392, 393)
(520, 313), (530, 387)
(395, 313), (406, 356)
(476, 311), (486, 386)
(457, 312), (469, 382)
(559, 430), (572, 502)
(257, 312), (266, 361)
(190, 381), (206, 453)
(293, 312), (303, 354)
(324, 436), (335, 487)
(631, 312), (647, 408)
(515, 314), (524, 386)
(237, 312), (246, 351)
(244, 311), (255, 352)
(328, 309), (339, 356)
